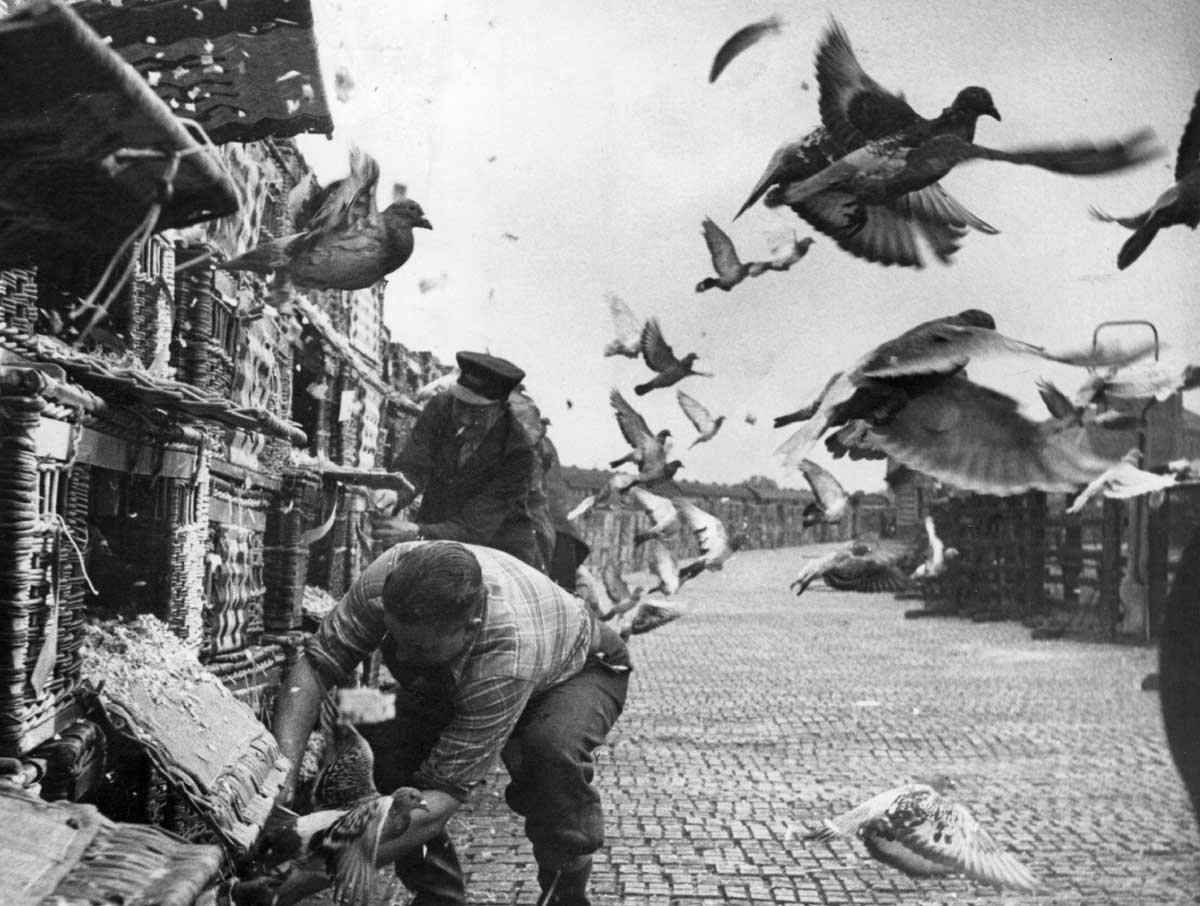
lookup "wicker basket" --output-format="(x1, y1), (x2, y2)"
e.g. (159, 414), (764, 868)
(0, 369), (100, 757)
(203, 476), (268, 656)
(262, 471), (322, 632)
(131, 234), (176, 373)
(173, 248), (237, 399)
(0, 266), (37, 337)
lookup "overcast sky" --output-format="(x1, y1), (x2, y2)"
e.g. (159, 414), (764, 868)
(296, 0), (1200, 491)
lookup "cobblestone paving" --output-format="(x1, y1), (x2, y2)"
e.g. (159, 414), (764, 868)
(355, 544), (1200, 906)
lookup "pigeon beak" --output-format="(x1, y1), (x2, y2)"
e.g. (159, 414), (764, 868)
(416, 218), (433, 230)
(416, 798), (430, 812)
(986, 105), (1001, 121)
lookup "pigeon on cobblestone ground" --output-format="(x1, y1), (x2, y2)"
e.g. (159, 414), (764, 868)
(803, 783), (1041, 892)
(1091, 87), (1200, 269)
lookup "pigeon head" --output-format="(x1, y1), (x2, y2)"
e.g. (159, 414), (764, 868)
(950, 86), (1001, 122)
(954, 308), (996, 329)
(663, 460), (684, 478)
(384, 198), (433, 230)
(680, 353), (700, 368)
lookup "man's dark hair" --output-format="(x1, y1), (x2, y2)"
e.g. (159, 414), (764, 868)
(381, 541), (486, 625)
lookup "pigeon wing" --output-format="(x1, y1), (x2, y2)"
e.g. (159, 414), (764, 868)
(815, 18), (922, 152)
(609, 388), (655, 450)
(676, 500), (728, 559)
(602, 562), (633, 603)
(1036, 379), (1077, 419)
(701, 218), (743, 279)
(306, 144), (381, 235)
(326, 796), (391, 906)
(709, 15), (783, 83)
(629, 486), (679, 531)
(605, 293), (644, 356)
(864, 374), (1116, 496)
(822, 556), (910, 592)
(640, 318), (680, 373)
(1175, 87), (1200, 181)
(890, 798), (1042, 891)
(677, 389), (716, 435)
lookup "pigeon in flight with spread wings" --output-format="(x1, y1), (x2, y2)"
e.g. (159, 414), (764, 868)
(736, 19), (999, 268)
(790, 541), (910, 596)
(676, 499), (737, 582)
(677, 389), (726, 449)
(802, 783), (1041, 891)
(599, 562), (644, 621)
(1035, 378), (1142, 432)
(709, 15), (783, 83)
(1073, 361), (1200, 407)
(630, 486), (683, 545)
(695, 219), (814, 292)
(773, 308), (1154, 496)
(1065, 448), (1176, 514)
(796, 459), (850, 527)
(775, 21), (1159, 218)
(608, 389), (682, 485)
(220, 145), (432, 292)
(1091, 87), (1200, 269)
(635, 319), (711, 396)
(604, 293), (645, 358)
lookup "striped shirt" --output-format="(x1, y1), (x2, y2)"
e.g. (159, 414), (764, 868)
(306, 541), (594, 799)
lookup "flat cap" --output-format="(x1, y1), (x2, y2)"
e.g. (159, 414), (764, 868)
(452, 351), (526, 405)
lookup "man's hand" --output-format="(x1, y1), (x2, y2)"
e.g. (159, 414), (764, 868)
(370, 515), (422, 546)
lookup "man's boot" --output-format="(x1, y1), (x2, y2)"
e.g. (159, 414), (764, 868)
(395, 832), (467, 906)
(536, 856), (592, 906)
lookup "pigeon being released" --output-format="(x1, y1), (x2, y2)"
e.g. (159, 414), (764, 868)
(677, 389), (726, 448)
(802, 783), (1041, 891)
(311, 722), (379, 810)
(635, 319), (712, 396)
(1091, 87), (1200, 269)
(263, 789), (429, 906)
(709, 15), (783, 83)
(220, 146), (432, 292)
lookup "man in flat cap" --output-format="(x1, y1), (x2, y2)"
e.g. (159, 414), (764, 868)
(372, 351), (544, 570)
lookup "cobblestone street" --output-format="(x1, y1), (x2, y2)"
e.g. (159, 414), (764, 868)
(370, 544), (1199, 906)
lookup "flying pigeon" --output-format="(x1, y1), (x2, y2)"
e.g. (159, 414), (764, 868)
(566, 471), (639, 521)
(604, 293), (645, 358)
(1091, 87), (1200, 268)
(1073, 362), (1200, 406)
(802, 783), (1041, 891)
(629, 486), (683, 545)
(1036, 378), (1141, 431)
(736, 19), (1000, 268)
(695, 219), (813, 292)
(777, 128), (1161, 216)
(608, 389), (674, 477)
(772, 308), (1155, 494)
(599, 562), (644, 620)
(709, 15), (783, 83)
(790, 542), (909, 596)
(675, 500), (737, 582)
(797, 459), (849, 526)
(220, 146), (432, 292)
(623, 600), (685, 639)
(635, 318), (712, 395)
(1064, 448), (1176, 514)
(263, 789), (429, 906)
(648, 543), (681, 596)
(910, 515), (959, 580)
(676, 389), (726, 448)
